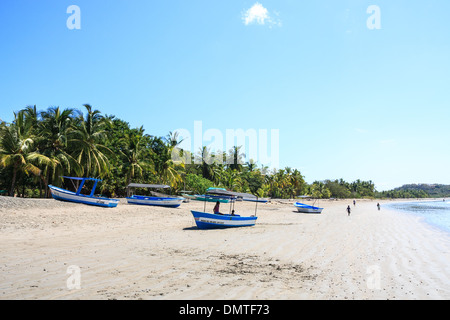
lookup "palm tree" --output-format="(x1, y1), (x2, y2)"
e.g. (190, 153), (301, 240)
(37, 106), (80, 194)
(222, 169), (243, 191)
(227, 146), (245, 172)
(291, 169), (305, 197)
(70, 104), (112, 178)
(22, 105), (39, 133)
(0, 123), (49, 196)
(119, 126), (153, 185)
(165, 131), (184, 148)
(195, 146), (214, 181)
(245, 159), (257, 172)
(311, 181), (331, 199)
(150, 136), (184, 189)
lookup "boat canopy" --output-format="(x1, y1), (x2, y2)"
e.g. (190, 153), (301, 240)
(202, 188), (260, 217)
(206, 187), (226, 192)
(206, 188), (258, 200)
(127, 183), (171, 197)
(127, 183), (170, 189)
(63, 176), (103, 182)
(61, 176), (102, 196)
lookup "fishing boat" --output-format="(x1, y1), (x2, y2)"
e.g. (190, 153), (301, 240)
(48, 177), (119, 208)
(191, 211), (258, 229)
(126, 183), (184, 208)
(179, 190), (194, 202)
(242, 197), (269, 203)
(232, 191), (269, 203)
(181, 193), (196, 200)
(294, 202), (324, 214)
(191, 188), (258, 229)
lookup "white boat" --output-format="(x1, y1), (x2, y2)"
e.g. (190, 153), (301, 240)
(294, 202), (324, 214)
(191, 210), (257, 229)
(191, 189), (258, 229)
(126, 195), (184, 208)
(49, 177), (119, 208)
(242, 197), (269, 203)
(126, 183), (184, 208)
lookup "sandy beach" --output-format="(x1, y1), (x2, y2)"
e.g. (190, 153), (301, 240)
(0, 196), (449, 300)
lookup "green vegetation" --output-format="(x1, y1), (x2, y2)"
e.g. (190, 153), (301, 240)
(377, 184), (450, 199)
(1, 105), (446, 199)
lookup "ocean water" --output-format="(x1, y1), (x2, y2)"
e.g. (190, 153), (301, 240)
(386, 199), (450, 234)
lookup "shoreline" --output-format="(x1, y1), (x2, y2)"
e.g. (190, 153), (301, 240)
(382, 198), (450, 236)
(1, 197), (449, 300)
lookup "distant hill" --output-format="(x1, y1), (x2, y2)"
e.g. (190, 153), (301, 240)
(395, 184), (450, 198)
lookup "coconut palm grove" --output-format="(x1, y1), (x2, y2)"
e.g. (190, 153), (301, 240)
(0, 105), (430, 199)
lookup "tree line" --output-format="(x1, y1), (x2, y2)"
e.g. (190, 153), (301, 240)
(0, 105), (427, 200)
(377, 184), (450, 199)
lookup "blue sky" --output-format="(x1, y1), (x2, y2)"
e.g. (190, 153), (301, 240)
(1, 1), (449, 190)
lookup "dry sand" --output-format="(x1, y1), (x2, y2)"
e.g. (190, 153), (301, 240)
(0, 196), (449, 300)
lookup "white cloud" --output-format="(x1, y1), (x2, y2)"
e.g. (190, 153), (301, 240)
(242, 2), (281, 27)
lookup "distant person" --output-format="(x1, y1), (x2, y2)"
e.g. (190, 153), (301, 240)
(353, 200), (356, 206)
(213, 201), (222, 215)
(347, 205), (351, 216)
(377, 203), (380, 211)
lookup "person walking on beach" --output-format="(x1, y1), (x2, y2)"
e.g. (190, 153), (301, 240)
(353, 200), (356, 206)
(377, 203), (380, 211)
(347, 205), (351, 216)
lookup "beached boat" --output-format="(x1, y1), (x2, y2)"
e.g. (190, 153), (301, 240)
(191, 211), (257, 229)
(242, 197), (269, 203)
(127, 195), (184, 208)
(48, 177), (119, 208)
(126, 183), (184, 208)
(294, 202), (324, 214)
(225, 190), (269, 203)
(181, 193), (196, 200)
(179, 190), (194, 202)
(191, 188), (258, 229)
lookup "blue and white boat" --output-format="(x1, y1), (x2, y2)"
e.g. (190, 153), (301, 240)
(242, 197), (269, 203)
(294, 202), (324, 214)
(126, 183), (184, 208)
(191, 188), (258, 229)
(127, 195), (184, 208)
(230, 191), (269, 203)
(48, 177), (119, 208)
(191, 211), (257, 229)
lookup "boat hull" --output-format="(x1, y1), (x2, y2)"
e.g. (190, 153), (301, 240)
(126, 195), (184, 208)
(296, 207), (323, 214)
(48, 185), (119, 208)
(294, 202), (323, 214)
(243, 198), (269, 203)
(191, 210), (257, 229)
